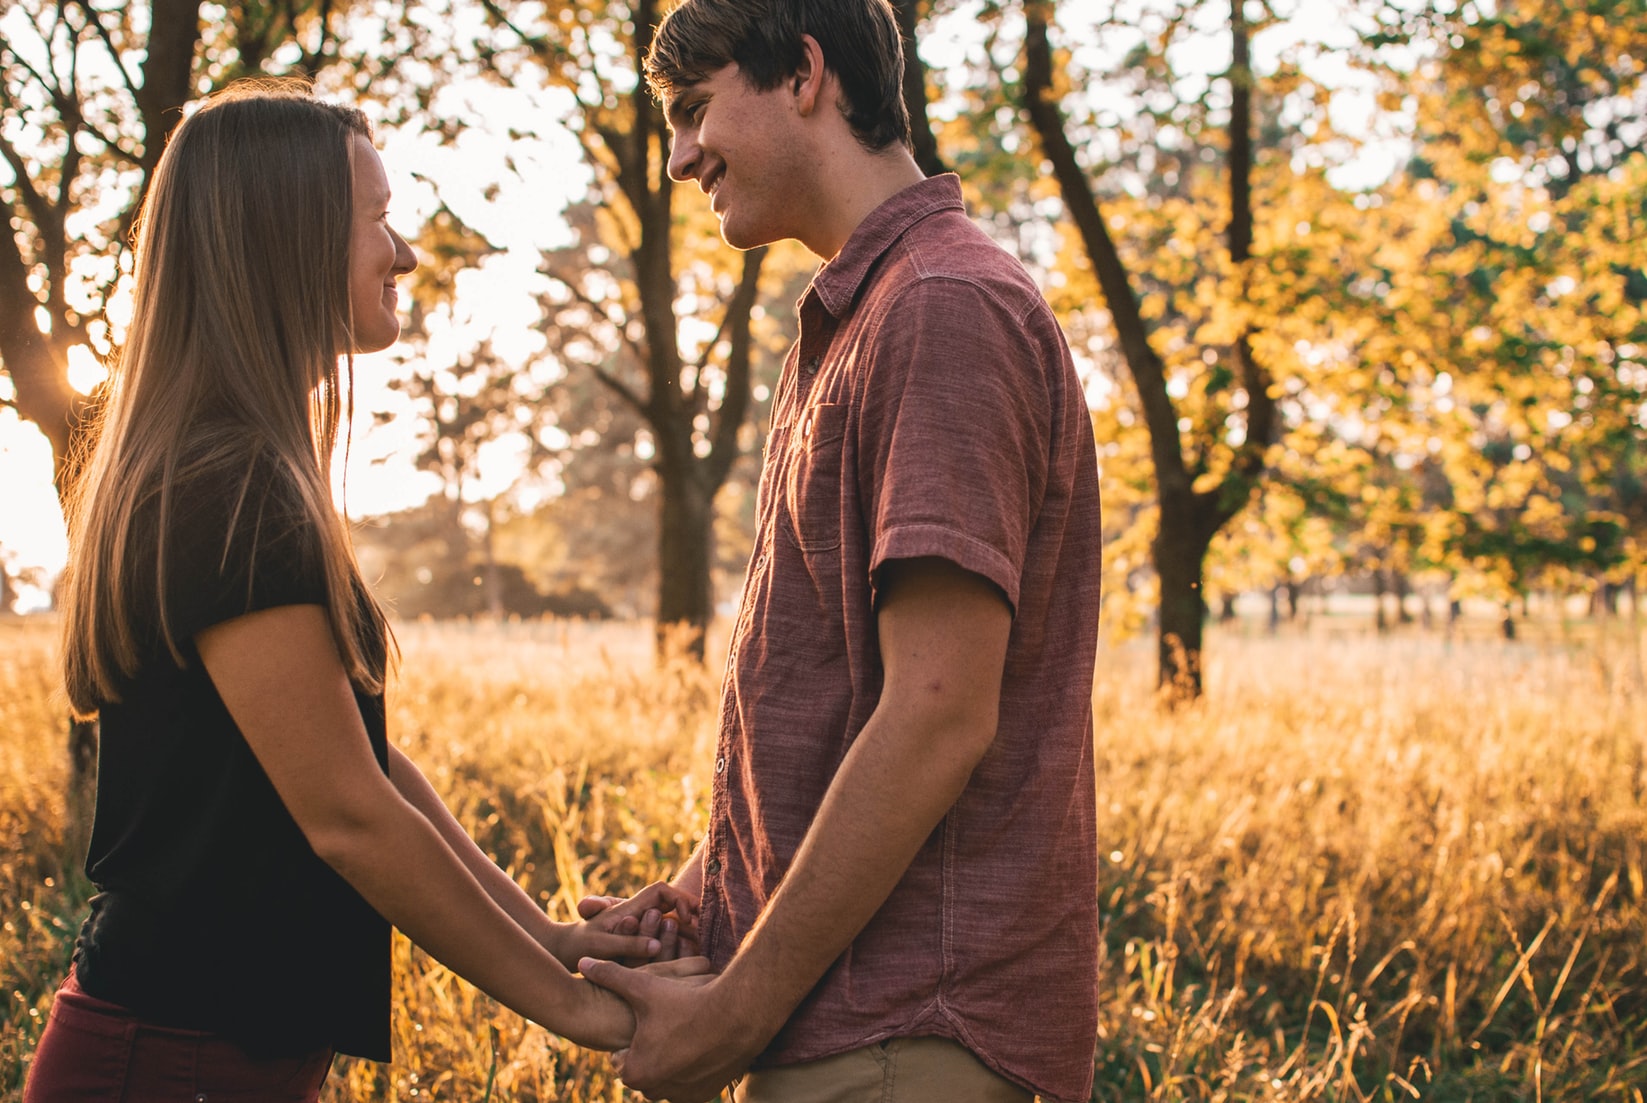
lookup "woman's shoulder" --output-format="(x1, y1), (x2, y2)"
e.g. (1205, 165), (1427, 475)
(166, 436), (305, 527)
(142, 435), (321, 581)
(150, 437), (330, 639)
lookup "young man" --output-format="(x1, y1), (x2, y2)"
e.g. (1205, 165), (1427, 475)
(579, 2), (1102, 1100)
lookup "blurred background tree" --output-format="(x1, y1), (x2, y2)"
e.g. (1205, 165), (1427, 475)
(976, 0), (1645, 693)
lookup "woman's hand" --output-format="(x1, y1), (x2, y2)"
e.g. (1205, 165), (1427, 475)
(560, 881), (701, 968)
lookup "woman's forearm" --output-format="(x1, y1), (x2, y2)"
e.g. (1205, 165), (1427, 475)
(386, 747), (566, 950)
(197, 606), (634, 1048)
(310, 781), (631, 1046)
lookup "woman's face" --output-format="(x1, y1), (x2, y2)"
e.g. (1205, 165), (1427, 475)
(348, 135), (417, 353)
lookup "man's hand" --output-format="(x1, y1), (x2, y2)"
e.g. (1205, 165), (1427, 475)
(579, 959), (766, 1102)
(563, 957), (719, 1052)
(561, 882), (700, 968)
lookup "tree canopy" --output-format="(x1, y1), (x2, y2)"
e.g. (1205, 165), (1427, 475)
(2, 0), (1642, 689)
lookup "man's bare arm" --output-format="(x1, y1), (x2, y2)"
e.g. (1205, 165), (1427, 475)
(582, 556), (1012, 1100)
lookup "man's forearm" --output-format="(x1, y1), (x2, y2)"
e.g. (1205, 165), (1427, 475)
(718, 700), (993, 1031)
(710, 557), (1011, 1037)
(574, 562), (1013, 1098)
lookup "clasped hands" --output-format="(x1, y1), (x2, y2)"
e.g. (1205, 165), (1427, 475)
(571, 887), (775, 1102)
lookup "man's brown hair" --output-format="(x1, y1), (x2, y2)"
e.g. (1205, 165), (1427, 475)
(645, 0), (911, 152)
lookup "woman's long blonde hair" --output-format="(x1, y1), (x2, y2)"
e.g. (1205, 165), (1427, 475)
(60, 80), (394, 715)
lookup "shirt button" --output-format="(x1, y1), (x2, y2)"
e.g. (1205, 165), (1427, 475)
(715, 755), (727, 774)
(706, 857), (722, 877)
(803, 356), (821, 376)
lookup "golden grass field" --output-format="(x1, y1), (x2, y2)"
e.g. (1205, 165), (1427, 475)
(3, 613), (1645, 1101)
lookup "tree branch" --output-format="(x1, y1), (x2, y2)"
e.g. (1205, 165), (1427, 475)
(478, 0), (551, 54)
(1021, 5), (1189, 500)
(0, 127), (54, 233)
(73, 0), (144, 106)
(546, 274), (649, 369)
(588, 359), (651, 419)
(705, 245), (768, 487)
(303, 0), (339, 72)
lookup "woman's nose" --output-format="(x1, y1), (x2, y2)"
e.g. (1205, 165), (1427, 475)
(392, 228), (417, 274)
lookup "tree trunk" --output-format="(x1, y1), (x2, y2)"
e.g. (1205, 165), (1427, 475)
(0, 237), (81, 483)
(893, 0), (948, 178)
(480, 498), (502, 619)
(655, 460), (714, 660)
(1021, 2), (1273, 702)
(1154, 511), (1212, 698)
(598, 5), (769, 665)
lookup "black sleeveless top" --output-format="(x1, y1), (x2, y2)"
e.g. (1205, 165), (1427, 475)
(73, 452), (391, 1060)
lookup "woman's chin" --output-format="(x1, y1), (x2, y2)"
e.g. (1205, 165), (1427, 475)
(347, 326), (400, 356)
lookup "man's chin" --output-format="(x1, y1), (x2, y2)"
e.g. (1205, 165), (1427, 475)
(718, 216), (777, 252)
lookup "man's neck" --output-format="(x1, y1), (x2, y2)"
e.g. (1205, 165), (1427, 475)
(804, 147), (928, 260)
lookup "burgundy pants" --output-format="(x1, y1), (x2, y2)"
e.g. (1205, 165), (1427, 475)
(23, 970), (332, 1103)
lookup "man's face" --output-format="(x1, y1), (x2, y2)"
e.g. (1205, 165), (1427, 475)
(665, 63), (806, 250)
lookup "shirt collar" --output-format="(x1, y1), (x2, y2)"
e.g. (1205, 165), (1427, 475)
(809, 174), (965, 319)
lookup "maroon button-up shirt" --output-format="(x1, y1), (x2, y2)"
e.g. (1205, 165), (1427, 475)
(699, 174), (1101, 1103)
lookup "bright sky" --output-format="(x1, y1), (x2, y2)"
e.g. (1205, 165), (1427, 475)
(0, 0), (1409, 610)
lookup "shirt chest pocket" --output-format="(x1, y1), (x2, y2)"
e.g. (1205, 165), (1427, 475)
(782, 403), (848, 554)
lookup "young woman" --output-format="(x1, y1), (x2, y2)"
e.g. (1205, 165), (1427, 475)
(25, 82), (697, 1102)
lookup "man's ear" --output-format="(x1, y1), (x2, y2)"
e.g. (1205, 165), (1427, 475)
(793, 33), (829, 116)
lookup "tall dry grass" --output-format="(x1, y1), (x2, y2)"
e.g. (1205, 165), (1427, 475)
(2, 615), (1645, 1101)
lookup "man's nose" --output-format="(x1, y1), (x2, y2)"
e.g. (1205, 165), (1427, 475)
(666, 133), (699, 184)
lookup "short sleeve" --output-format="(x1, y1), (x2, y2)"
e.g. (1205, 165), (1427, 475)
(150, 453), (328, 646)
(855, 276), (1054, 613)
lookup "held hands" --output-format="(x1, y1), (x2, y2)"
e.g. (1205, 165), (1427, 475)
(552, 881), (700, 970)
(565, 879), (745, 1086)
(563, 956), (718, 1053)
(563, 884), (713, 1053)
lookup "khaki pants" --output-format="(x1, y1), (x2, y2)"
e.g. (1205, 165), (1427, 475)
(731, 1036), (1034, 1103)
